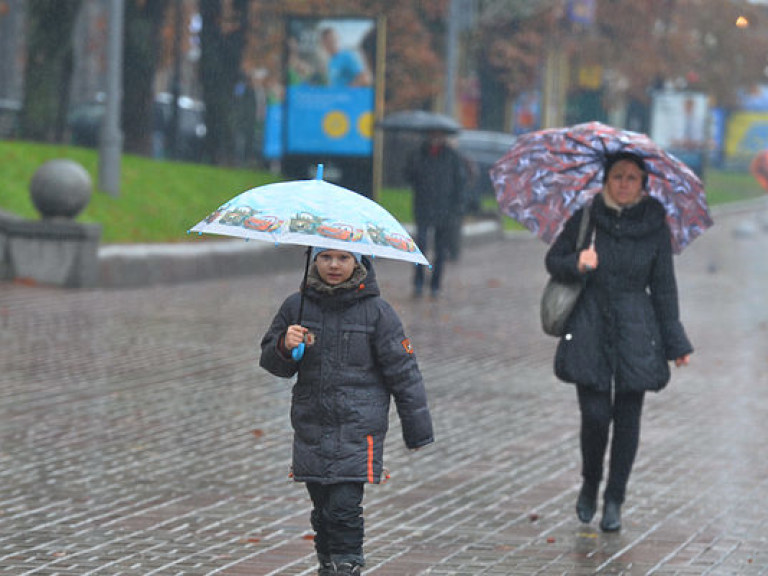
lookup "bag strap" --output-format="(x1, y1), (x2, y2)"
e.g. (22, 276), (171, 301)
(575, 203), (591, 249)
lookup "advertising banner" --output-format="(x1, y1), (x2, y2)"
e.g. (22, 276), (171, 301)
(282, 17), (377, 196)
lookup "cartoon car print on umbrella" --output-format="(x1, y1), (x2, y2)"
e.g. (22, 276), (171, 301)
(219, 207), (256, 226)
(317, 222), (364, 242)
(290, 212), (326, 234)
(244, 214), (283, 232)
(367, 224), (388, 245)
(385, 232), (417, 252)
(204, 205), (228, 224)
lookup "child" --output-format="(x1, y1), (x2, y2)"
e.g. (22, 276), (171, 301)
(259, 247), (434, 576)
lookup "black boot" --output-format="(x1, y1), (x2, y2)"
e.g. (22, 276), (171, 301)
(317, 553), (334, 576)
(575, 482), (598, 524)
(334, 562), (362, 575)
(600, 500), (622, 532)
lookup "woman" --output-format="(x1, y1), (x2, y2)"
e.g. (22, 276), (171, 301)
(545, 151), (692, 532)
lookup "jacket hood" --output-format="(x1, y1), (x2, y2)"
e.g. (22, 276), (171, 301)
(304, 256), (380, 303)
(592, 194), (667, 241)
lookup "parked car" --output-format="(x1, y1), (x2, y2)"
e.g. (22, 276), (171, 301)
(456, 130), (517, 214)
(66, 92), (206, 162)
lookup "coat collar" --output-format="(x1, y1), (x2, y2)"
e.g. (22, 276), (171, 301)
(592, 194), (667, 240)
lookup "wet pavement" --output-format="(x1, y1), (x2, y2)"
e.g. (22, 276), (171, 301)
(1, 198), (768, 575)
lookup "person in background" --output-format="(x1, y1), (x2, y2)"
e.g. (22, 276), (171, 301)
(545, 151), (692, 532)
(319, 27), (372, 87)
(259, 248), (434, 575)
(405, 130), (467, 298)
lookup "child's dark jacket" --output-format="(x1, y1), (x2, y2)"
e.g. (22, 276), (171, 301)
(260, 258), (434, 484)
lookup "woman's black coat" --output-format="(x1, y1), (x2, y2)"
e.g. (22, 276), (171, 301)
(259, 259), (434, 484)
(545, 194), (693, 393)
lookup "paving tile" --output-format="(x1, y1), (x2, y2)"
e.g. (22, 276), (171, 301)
(1, 204), (768, 574)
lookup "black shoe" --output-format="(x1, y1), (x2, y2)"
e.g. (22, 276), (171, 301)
(334, 562), (362, 575)
(317, 553), (334, 575)
(600, 500), (622, 532)
(575, 484), (597, 524)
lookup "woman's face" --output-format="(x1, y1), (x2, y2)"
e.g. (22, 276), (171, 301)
(604, 159), (645, 207)
(315, 250), (357, 285)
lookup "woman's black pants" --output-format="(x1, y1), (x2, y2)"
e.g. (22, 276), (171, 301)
(306, 482), (365, 566)
(577, 386), (645, 504)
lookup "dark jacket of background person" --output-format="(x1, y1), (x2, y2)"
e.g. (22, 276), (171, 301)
(546, 194), (693, 393)
(259, 259), (434, 484)
(405, 139), (467, 226)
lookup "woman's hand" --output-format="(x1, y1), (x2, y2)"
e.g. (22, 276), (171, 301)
(578, 246), (598, 273)
(674, 354), (691, 367)
(284, 325), (308, 351)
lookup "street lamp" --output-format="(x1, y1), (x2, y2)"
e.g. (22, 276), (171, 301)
(98, 0), (124, 197)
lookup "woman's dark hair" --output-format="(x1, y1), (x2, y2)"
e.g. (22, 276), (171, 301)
(603, 151), (649, 189)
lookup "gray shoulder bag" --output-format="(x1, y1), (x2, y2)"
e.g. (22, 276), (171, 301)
(540, 206), (591, 337)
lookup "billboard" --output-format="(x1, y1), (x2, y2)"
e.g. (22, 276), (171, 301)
(282, 17), (377, 196)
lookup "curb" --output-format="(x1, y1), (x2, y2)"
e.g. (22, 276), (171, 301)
(95, 197), (768, 289)
(97, 218), (505, 289)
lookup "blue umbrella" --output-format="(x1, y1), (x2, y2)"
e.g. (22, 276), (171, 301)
(189, 165), (428, 359)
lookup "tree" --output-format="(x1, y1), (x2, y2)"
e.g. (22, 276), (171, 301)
(20, 0), (82, 142)
(468, 0), (768, 131)
(657, 0), (768, 109)
(198, 0), (250, 164)
(469, 0), (555, 129)
(122, 0), (171, 155)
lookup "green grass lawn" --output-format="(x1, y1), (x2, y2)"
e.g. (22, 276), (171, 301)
(0, 140), (764, 243)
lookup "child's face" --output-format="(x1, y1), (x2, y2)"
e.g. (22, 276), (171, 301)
(315, 250), (357, 285)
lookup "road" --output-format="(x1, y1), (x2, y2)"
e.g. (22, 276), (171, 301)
(1, 199), (767, 575)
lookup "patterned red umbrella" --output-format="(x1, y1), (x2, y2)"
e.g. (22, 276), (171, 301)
(489, 121), (713, 253)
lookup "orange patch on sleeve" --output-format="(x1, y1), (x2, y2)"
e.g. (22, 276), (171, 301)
(401, 338), (414, 354)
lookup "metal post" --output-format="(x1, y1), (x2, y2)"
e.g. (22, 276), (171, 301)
(372, 16), (387, 203)
(168, 0), (183, 159)
(98, 0), (124, 197)
(444, 0), (460, 117)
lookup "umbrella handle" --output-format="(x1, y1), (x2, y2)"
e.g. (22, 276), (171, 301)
(292, 342), (305, 361)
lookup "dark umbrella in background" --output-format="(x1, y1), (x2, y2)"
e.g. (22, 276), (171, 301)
(377, 110), (462, 134)
(489, 121), (713, 253)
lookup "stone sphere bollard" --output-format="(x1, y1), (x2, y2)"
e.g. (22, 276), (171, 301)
(30, 159), (93, 219)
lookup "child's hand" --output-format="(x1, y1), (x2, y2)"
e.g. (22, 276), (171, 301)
(284, 325), (308, 350)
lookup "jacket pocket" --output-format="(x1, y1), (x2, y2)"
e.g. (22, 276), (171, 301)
(617, 317), (670, 390)
(341, 324), (373, 367)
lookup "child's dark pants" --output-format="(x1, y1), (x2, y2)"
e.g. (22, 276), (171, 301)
(306, 482), (365, 566)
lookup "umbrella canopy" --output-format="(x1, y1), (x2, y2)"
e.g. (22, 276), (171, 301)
(189, 167), (427, 361)
(377, 110), (462, 134)
(189, 173), (428, 266)
(489, 121), (713, 253)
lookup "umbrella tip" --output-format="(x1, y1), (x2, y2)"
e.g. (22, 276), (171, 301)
(316, 164), (324, 180)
